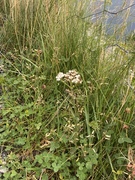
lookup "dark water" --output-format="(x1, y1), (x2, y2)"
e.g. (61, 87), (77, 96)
(84, 0), (135, 36)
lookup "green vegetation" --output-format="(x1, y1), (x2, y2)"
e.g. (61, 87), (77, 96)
(0, 0), (135, 179)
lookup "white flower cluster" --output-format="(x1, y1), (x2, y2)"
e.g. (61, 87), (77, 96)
(56, 70), (82, 84)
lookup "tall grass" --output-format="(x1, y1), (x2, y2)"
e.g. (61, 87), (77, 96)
(0, 0), (135, 179)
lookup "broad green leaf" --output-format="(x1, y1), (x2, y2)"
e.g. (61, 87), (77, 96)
(86, 162), (92, 169)
(118, 137), (132, 144)
(50, 141), (60, 151)
(15, 137), (26, 145)
(35, 122), (42, 130)
(52, 162), (61, 172)
(118, 137), (125, 144)
(124, 137), (132, 143)
(11, 170), (17, 177)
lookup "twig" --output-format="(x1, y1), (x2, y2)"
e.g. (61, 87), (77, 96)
(82, 3), (135, 19)
(107, 44), (135, 54)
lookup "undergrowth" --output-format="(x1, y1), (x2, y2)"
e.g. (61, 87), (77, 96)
(0, 0), (135, 179)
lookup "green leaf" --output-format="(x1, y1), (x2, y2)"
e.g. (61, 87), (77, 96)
(41, 174), (48, 180)
(89, 121), (99, 130)
(13, 80), (20, 85)
(78, 162), (84, 170)
(52, 162), (61, 172)
(86, 162), (92, 169)
(0, 76), (5, 84)
(124, 137), (132, 143)
(15, 137), (26, 145)
(118, 137), (132, 144)
(35, 122), (42, 130)
(60, 134), (68, 144)
(77, 169), (87, 180)
(50, 141), (60, 151)
(11, 170), (17, 177)
(118, 137), (124, 144)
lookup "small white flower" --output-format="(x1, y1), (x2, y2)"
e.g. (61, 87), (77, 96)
(71, 79), (78, 84)
(0, 166), (8, 173)
(75, 74), (81, 79)
(56, 72), (65, 81)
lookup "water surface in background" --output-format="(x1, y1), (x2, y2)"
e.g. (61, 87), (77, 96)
(84, 0), (135, 37)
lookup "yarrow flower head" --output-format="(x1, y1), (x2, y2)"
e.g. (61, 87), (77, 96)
(56, 72), (65, 81)
(56, 70), (82, 84)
